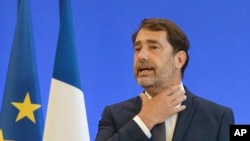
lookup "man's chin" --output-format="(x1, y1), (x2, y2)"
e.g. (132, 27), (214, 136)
(137, 78), (154, 87)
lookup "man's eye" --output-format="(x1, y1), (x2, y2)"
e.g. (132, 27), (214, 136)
(150, 46), (158, 49)
(134, 47), (141, 52)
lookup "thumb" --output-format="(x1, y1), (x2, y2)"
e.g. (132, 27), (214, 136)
(139, 93), (149, 105)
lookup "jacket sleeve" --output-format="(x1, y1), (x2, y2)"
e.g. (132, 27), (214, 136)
(217, 108), (235, 141)
(95, 106), (149, 141)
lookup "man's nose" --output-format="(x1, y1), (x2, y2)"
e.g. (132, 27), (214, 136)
(137, 47), (149, 60)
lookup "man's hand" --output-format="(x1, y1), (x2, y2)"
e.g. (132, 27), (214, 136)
(138, 86), (187, 130)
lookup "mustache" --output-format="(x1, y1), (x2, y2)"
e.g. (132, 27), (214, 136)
(135, 61), (155, 71)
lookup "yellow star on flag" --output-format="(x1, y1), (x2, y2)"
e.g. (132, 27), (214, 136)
(0, 129), (14, 141)
(11, 93), (41, 123)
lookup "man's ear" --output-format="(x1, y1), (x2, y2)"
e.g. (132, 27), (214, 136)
(174, 51), (187, 69)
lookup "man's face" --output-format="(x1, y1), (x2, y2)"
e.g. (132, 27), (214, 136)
(133, 28), (177, 89)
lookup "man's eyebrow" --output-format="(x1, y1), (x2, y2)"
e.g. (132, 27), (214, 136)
(134, 39), (160, 46)
(134, 40), (141, 46)
(146, 39), (160, 44)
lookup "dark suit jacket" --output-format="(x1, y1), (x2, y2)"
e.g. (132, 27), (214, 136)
(95, 88), (234, 141)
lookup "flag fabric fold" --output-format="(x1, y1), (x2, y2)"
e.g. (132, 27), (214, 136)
(43, 0), (90, 140)
(0, 0), (44, 140)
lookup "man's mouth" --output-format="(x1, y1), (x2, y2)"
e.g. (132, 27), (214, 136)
(138, 67), (154, 75)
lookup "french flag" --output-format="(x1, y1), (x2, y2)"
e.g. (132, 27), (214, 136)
(43, 0), (90, 140)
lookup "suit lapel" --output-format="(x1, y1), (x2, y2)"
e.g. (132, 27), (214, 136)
(135, 96), (143, 114)
(172, 90), (197, 141)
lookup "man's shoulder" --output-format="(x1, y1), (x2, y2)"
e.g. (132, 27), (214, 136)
(101, 96), (142, 124)
(106, 96), (141, 109)
(185, 88), (232, 113)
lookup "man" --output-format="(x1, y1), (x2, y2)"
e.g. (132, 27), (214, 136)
(95, 18), (234, 141)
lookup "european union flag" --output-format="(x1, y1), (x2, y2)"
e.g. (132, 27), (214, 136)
(0, 0), (44, 140)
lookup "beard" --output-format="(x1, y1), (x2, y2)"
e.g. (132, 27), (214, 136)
(134, 57), (176, 94)
(134, 61), (156, 87)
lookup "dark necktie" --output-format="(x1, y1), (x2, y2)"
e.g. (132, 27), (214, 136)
(150, 122), (166, 141)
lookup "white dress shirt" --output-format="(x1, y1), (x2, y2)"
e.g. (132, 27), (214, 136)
(133, 84), (185, 141)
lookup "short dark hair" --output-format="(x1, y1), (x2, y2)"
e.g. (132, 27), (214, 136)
(132, 18), (190, 77)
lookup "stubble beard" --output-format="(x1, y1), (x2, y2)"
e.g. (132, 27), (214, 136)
(135, 59), (175, 96)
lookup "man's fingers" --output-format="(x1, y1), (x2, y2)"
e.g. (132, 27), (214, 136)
(173, 105), (186, 113)
(166, 85), (182, 96)
(168, 88), (186, 107)
(172, 94), (187, 107)
(172, 90), (186, 102)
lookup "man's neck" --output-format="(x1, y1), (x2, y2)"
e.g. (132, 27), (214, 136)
(145, 82), (183, 97)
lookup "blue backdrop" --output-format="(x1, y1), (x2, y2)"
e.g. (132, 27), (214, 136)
(1, 0), (250, 140)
